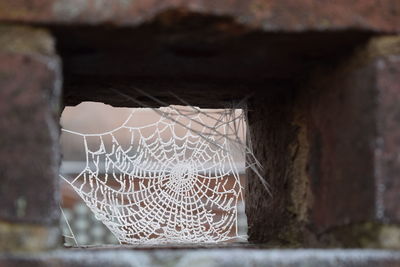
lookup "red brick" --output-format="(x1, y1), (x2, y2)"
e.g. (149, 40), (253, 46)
(306, 37), (400, 231)
(246, 36), (400, 246)
(0, 26), (61, 225)
(305, 59), (378, 231)
(375, 54), (400, 222)
(0, 0), (398, 32)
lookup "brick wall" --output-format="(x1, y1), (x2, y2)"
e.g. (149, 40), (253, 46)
(0, 0), (399, 265)
(246, 36), (400, 248)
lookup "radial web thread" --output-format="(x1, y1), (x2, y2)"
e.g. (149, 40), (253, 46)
(60, 107), (245, 244)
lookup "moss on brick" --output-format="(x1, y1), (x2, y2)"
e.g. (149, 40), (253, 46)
(318, 222), (400, 249)
(0, 220), (60, 252)
(0, 25), (54, 56)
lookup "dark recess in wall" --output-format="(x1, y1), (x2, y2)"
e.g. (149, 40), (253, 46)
(50, 11), (374, 108)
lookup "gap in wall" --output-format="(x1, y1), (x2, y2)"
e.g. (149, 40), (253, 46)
(59, 102), (248, 247)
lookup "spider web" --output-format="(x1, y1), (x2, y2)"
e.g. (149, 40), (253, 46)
(60, 106), (245, 244)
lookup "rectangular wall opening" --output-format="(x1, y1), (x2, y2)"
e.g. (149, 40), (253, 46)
(59, 101), (248, 247)
(51, 21), (374, 248)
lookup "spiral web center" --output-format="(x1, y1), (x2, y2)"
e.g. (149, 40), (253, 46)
(168, 162), (196, 193)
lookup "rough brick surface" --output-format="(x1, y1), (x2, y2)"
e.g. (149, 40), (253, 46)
(0, 26), (61, 226)
(0, 0), (399, 32)
(246, 91), (305, 245)
(375, 49), (400, 222)
(1, 249), (400, 267)
(305, 37), (400, 233)
(305, 57), (378, 231)
(0, 221), (60, 252)
(246, 36), (400, 247)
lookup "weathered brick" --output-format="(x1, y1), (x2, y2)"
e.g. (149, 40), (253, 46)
(0, 25), (61, 240)
(1, 249), (400, 267)
(0, 0), (398, 32)
(246, 91), (307, 245)
(305, 36), (400, 233)
(374, 40), (400, 222)
(0, 221), (60, 252)
(246, 36), (400, 247)
(305, 56), (378, 231)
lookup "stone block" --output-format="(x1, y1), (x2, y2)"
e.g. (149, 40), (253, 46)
(0, 25), (61, 250)
(1, 249), (400, 267)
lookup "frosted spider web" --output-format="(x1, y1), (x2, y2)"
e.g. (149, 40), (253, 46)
(60, 106), (245, 244)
